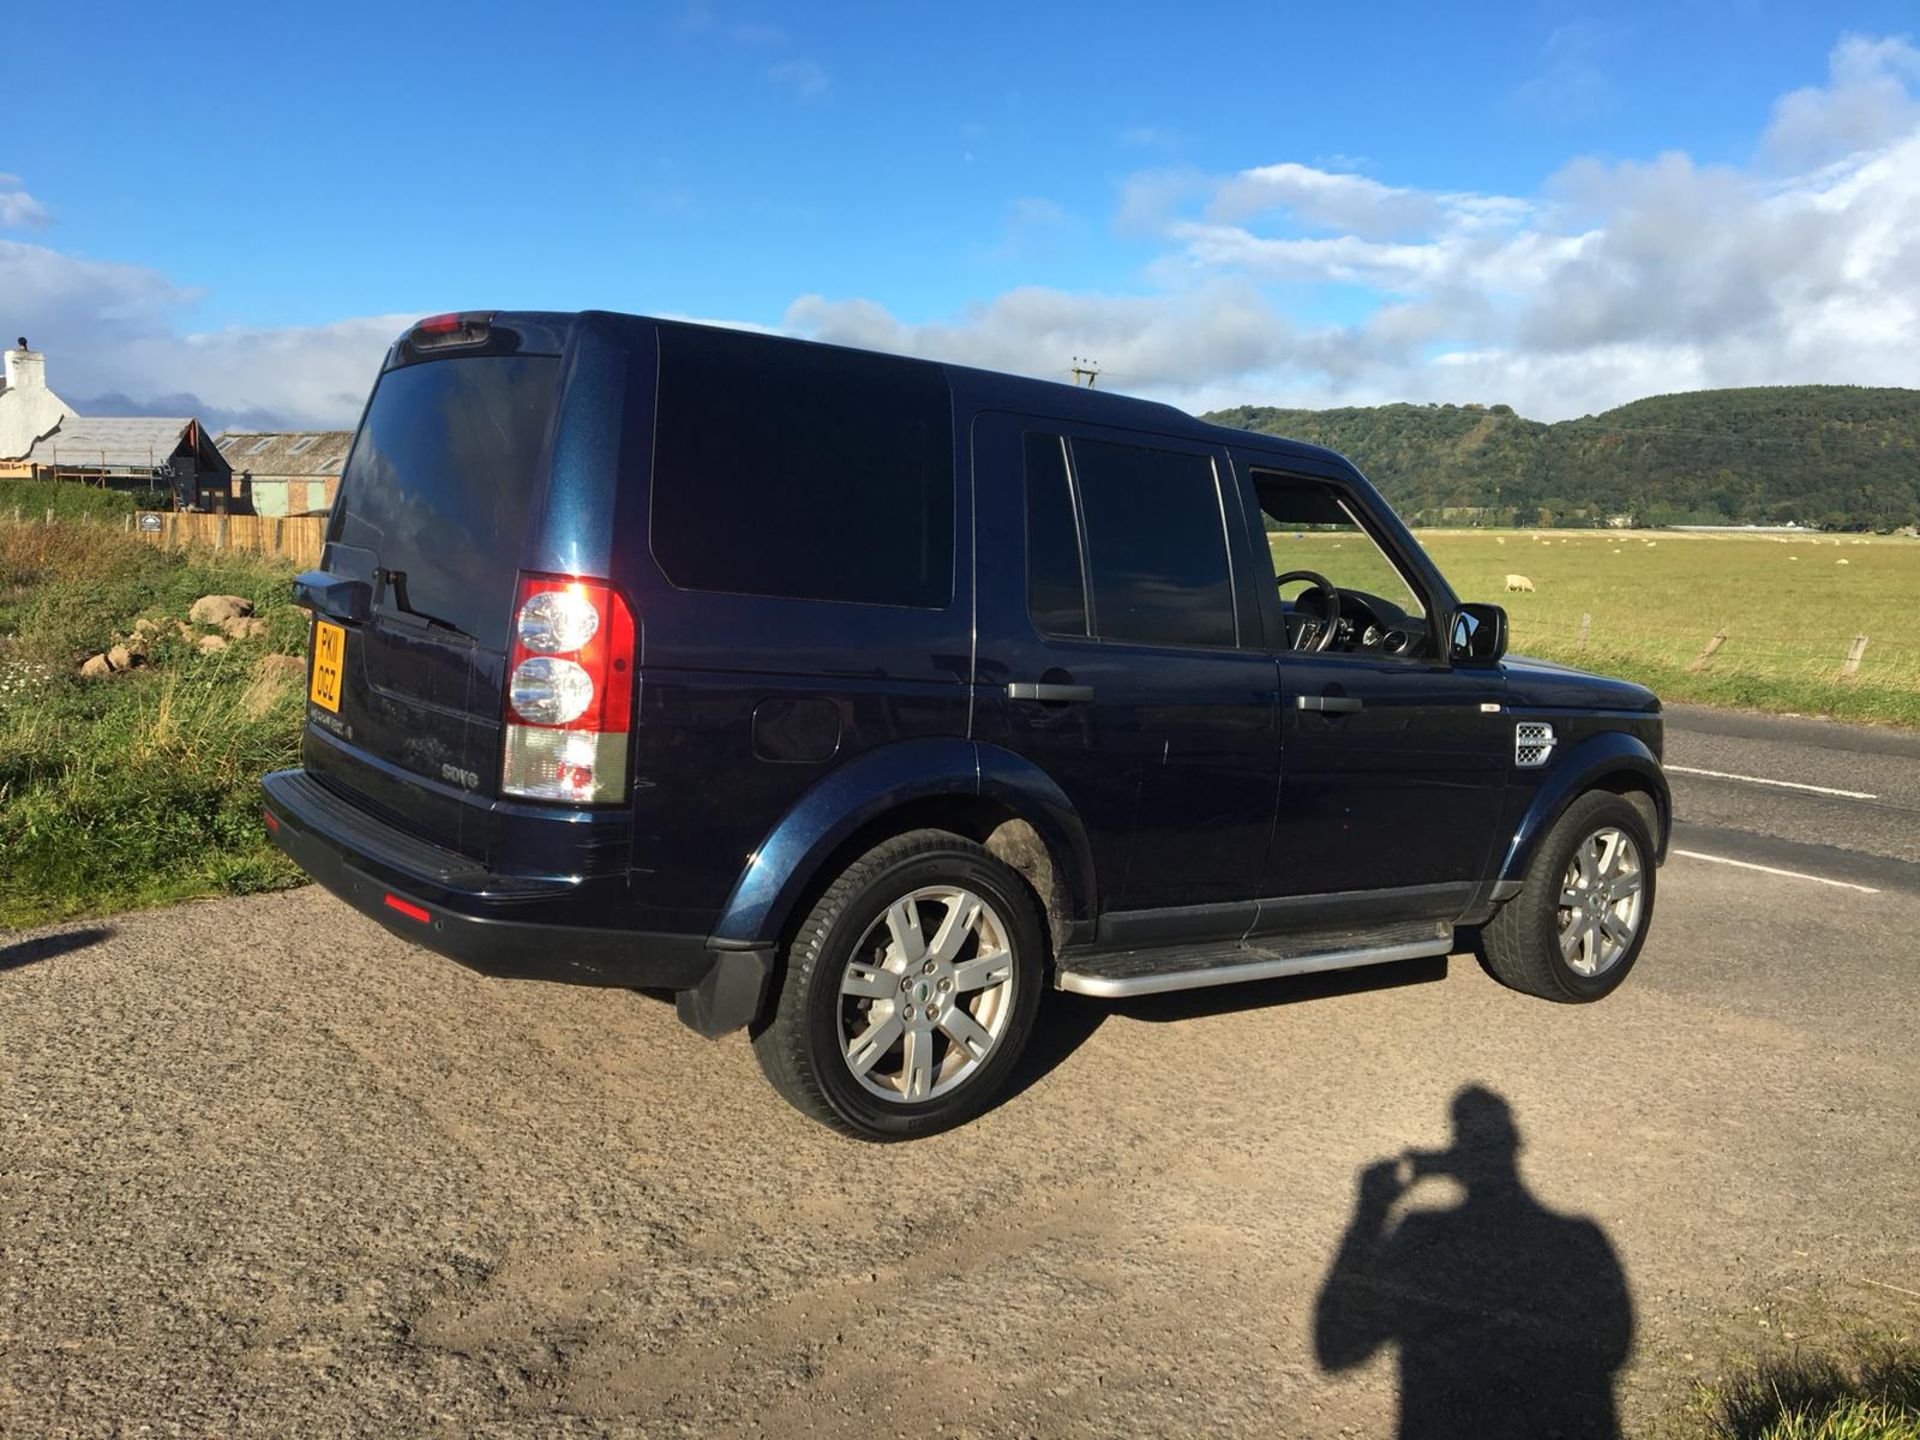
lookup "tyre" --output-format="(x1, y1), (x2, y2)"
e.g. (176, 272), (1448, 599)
(751, 829), (1046, 1140)
(1477, 790), (1656, 1003)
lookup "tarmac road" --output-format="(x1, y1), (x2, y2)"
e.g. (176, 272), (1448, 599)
(2, 704), (1916, 1438)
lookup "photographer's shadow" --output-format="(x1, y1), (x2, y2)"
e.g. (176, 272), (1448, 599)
(1315, 1087), (1633, 1440)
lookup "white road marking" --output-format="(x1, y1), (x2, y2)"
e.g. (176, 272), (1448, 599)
(1673, 849), (1881, 894)
(1667, 765), (1877, 801)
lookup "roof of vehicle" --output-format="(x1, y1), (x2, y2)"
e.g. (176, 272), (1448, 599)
(462, 310), (1362, 480)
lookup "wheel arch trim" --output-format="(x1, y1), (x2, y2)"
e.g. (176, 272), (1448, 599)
(707, 738), (1098, 948)
(1497, 731), (1671, 887)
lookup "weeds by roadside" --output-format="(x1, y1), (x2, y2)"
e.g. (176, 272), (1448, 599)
(1675, 1334), (1920, 1440)
(0, 506), (306, 927)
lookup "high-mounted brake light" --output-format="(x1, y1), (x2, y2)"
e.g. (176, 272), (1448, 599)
(501, 574), (636, 804)
(409, 311), (493, 350)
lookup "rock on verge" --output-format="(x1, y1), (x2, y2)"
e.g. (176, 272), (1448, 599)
(219, 615), (269, 640)
(190, 595), (254, 626)
(196, 635), (229, 656)
(78, 654), (113, 681)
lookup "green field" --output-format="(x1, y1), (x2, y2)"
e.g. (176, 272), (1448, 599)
(1274, 529), (1920, 728)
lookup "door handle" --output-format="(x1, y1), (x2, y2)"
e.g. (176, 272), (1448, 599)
(1296, 694), (1363, 713)
(1008, 681), (1095, 703)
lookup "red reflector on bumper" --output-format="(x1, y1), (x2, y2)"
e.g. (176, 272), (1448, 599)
(262, 808), (279, 834)
(383, 894), (431, 924)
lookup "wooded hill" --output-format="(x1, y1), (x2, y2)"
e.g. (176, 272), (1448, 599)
(1203, 385), (1920, 530)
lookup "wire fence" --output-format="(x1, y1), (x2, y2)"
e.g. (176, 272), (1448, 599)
(1509, 609), (1920, 691)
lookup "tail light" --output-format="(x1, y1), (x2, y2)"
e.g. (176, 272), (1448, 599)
(501, 573), (635, 803)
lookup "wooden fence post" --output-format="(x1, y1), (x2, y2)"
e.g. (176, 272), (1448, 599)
(1687, 631), (1727, 673)
(1578, 613), (1591, 650)
(45, 507), (54, 525)
(215, 515), (229, 551)
(1841, 634), (1870, 678)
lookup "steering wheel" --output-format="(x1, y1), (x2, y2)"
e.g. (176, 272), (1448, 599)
(1274, 570), (1342, 653)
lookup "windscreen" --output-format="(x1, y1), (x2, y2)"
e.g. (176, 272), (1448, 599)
(331, 355), (560, 649)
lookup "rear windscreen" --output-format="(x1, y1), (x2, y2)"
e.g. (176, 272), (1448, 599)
(331, 355), (560, 649)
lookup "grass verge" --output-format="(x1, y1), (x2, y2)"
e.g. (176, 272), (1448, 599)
(1680, 1335), (1920, 1440)
(0, 505), (306, 927)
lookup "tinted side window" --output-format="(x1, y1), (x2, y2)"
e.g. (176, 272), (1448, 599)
(1071, 438), (1236, 649)
(651, 325), (954, 607)
(1024, 432), (1087, 637)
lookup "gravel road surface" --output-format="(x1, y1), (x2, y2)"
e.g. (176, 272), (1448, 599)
(3, 706), (1916, 1437)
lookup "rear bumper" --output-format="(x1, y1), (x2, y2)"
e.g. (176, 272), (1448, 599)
(261, 767), (718, 990)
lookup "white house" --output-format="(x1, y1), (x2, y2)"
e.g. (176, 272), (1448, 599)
(0, 339), (76, 464)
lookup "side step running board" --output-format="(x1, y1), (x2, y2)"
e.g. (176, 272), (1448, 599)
(1056, 920), (1453, 999)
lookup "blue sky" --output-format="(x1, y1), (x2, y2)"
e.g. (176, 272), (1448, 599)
(6, 1), (1920, 427)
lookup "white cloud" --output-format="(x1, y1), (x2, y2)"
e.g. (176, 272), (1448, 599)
(977, 197), (1075, 263)
(1, 239), (405, 428)
(790, 33), (1920, 419)
(787, 282), (1296, 392)
(767, 57), (831, 102)
(1513, 19), (1614, 123)
(1, 174), (50, 228)
(1763, 33), (1920, 168)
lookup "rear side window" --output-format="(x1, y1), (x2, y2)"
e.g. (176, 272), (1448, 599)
(332, 355), (560, 650)
(650, 325), (954, 608)
(1023, 432), (1088, 637)
(1071, 438), (1236, 649)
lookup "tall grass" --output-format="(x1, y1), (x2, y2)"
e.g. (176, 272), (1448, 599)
(1686, 1337), (1920, 1440)
(0, 505), (306, 926)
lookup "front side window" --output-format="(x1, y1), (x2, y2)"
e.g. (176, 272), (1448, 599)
(1071, 438), (1236, 649)
(1257, 475), (1431, 656)
(651, 325), (954, 608)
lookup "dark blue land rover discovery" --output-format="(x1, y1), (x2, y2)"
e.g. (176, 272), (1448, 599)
(263, 311), (1667, 1140)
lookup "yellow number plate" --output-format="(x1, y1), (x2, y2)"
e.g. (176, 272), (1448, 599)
(309, 620), (345, 713)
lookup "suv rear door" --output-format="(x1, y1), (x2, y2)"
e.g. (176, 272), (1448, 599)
(301, 324), (565, 856)
(972, 412), (1277, 916)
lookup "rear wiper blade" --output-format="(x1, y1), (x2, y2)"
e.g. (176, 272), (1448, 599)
(373, 568), (475, 642)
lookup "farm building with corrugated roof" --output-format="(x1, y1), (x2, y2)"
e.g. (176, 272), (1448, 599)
(22, 416), (231, 508)
(215, 431), (352, 515)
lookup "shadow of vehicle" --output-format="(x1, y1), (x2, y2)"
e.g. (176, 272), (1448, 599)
(1315, 1085), (1633, 1439)
(0, 926), (115, 974)
(1000, 954), (1450, 1107)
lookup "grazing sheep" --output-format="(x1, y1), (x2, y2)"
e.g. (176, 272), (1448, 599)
(1505, 574), (1536, 593)
(1790, 556), (1800, 561)
(1837, 558), (1850, 565)
(1495, 537), (1506, 545)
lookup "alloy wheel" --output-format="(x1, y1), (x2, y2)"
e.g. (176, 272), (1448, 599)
(837, 886), (1017, 1103)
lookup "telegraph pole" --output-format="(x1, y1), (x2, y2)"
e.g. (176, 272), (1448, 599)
(1069, 356), (1102, 388)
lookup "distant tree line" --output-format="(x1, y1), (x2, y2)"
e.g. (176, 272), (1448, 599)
(1205, 385), (1920, 530)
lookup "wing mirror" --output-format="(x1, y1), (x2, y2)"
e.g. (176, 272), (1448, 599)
(1450, 603), (1508, 664)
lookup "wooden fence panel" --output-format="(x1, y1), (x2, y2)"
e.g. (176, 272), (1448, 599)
(136, 511), (325, 568)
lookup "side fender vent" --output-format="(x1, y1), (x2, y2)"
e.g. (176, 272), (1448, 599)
(1515, 721), (1556, 769)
